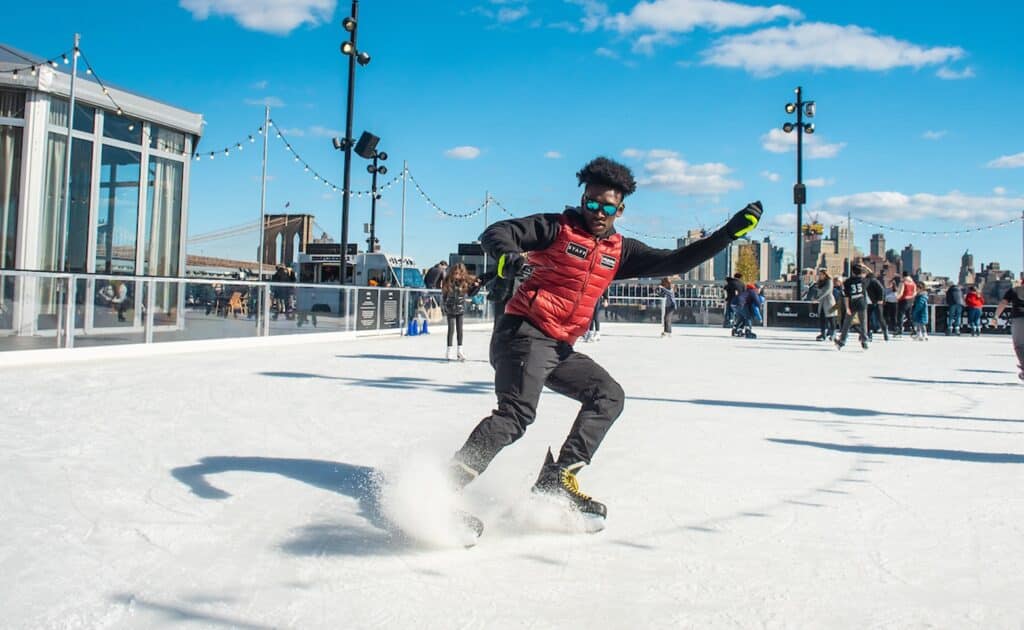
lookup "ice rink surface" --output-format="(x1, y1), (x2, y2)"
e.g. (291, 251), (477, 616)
(1, 323), (1022, 629)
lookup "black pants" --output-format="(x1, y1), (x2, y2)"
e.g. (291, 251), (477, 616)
(867, 303), (888, 340)
(898, 300), (914, 334)
(663, 308), (673, 334)
(839, 300), (869, 344)
(818, 305), (835, 337)
(456, 316), (625, 474)
(446, 314), (464, 346)
(589, 304), (601, 332)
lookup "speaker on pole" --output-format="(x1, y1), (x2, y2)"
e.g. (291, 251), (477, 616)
(354, 131), (380, 159)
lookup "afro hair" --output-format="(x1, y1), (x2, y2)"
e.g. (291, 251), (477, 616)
(576, 156), (637, 197)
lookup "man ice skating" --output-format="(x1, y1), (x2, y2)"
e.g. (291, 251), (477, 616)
(448, 156), (763, 521)
(836, 265), (870, 350)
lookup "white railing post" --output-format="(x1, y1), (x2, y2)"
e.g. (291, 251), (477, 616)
(262, 283), (271, 337)
(63, 277), (76, 349)
(145, 279), (156, 344)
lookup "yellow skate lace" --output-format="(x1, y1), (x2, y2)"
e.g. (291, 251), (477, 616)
(560, 469), (592, 501)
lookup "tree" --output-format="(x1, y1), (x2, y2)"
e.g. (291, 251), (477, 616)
(735, 243), (760, 284)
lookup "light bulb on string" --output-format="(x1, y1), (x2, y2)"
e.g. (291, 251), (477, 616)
(224, 148), (229, 156)
(194, 154), (200, 161)
(62, 54), (69, 64)
(30, 66), (36, 76)
(249, 135), (255, 143)
(85, 68), (92, 75)
(209, 152), (214, 160)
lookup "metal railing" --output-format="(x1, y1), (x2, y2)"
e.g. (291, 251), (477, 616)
(0, 269), (495, 352)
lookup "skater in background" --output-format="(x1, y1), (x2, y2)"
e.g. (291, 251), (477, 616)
(945, 282), (965, 336)
(897, 271), (917, 336)
(733, 283), (762, 339)
(836, 265), (869, 350)
(991, 281), (1024, 382)
(447, 156), (763, 520)
(864, 269), (888, 342)
(813, 269), (836, 341)
(584, 289), (609, 342)
(658, 277), (675, 337)
(832, 275), (846, 337)
(965, 286), (984, 336)
(884, 277), (900, 334)
(441, 263), (478, 361)
(723, 272), (743, 328)
(911, 281), (930, 340)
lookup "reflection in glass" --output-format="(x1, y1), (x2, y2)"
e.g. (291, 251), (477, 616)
(146, 157), (184, 324)
(97, 145), (140, 274)
(94, 278), (134, 328)
(1, 124), (22, 269)
(0, 90), (25, 118)
(103, 110), (142, 144)
(149, 125), (185, 154)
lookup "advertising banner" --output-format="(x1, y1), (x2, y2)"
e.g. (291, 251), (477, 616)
(766, 301), (816, 328)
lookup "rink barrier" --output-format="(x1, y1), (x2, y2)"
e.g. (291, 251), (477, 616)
(0, 270), (1010, 354)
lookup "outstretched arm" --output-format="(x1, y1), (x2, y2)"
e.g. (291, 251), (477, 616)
(616, 202), (763, 280)
(992, 299), (1010, 324)
(480, 213), (562, 260)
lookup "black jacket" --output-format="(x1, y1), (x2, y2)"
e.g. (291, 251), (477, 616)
(724, 276), (744, 301)
(480, 208), (734, 281)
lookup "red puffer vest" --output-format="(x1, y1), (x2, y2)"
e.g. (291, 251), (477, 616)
(505, 214), (621, 344)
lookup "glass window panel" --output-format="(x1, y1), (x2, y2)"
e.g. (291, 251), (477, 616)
(47, 98), (95, 133)
(66, 137), (93, 273)
(0, 90), (26, 119)
(73, 103), (95, 133)
(103, 110), (141, 144)
(144, 156), (183, 276)
(149, 125), (185, 154)
(48, 98), (68, 127)
(0, 125), (22, 269)
(97, 145), (140, 274)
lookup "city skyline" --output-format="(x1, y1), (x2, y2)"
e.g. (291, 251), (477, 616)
(3, 1), (1022, 280)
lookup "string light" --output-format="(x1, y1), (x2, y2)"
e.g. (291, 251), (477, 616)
(5, 48), (72, 79)
(852, 215), (1023, 237)
(407, 169), (487, 218)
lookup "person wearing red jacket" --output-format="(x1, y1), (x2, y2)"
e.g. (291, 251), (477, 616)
(965, 286), (985, 336)
(448, 156), (763, 520)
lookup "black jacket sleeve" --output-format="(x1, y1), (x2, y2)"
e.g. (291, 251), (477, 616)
(480, 213), (563, 259)
(616, 228), (733, 280)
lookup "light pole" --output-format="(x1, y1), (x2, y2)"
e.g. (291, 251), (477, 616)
(782, 86), (815, 299)
(366, 148), (387, 252)
(335, 0), (371, 284)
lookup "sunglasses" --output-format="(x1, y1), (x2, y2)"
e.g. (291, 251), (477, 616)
(582, 196), (622, 217)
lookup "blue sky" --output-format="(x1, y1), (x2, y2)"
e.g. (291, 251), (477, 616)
(7, 0), (1024, 279)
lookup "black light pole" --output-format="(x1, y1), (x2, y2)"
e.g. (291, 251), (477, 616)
(336, 1), (371, 283)
(782, 86), (815, 299)
(366, 149), (388, 252)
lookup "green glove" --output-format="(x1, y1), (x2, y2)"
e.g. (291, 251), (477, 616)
(497, 252), (525, 279)
(726, 201), (763, 239)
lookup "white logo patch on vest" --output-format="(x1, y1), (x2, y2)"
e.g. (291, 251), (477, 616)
(600, 254), (617, 269)
(565, 242), (590, 260)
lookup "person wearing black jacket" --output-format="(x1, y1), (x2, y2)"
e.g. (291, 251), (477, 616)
(448, 156), (763, 521)
(836, 266), (869, 350)
(864, 269), (888, 342)
(723, 273), (744, 328)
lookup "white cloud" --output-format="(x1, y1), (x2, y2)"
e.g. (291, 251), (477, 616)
(595, 47), (619, 59)
(986, 152), (1024, 169)
(760, 170), (780, 182)
(936, 66), (975, 80)
(179, 0), (335, 35)
(804, 177), (834, 187)
(276, 127), (305, 137)
(544, 151), (563, 159)
(632, 32), (678, 55)
(622, 148), (742, 195)
(993, 187), (1007, 196)
(445, 146), (482, 160)
(819, 191), (1024, 224)
(244, 96), (285, 107)
(606, 0), (801, 34)
(702, 22), (964, 75)
(566, 0), (608, 32)
(251, 80), (268, 89)
(761, 128), (846, 159)
(922, 130), (947, 140)
(308, 125), (343, 138)
(497, 5), (529, 22)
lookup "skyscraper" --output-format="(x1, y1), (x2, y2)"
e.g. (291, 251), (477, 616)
(678, 229), (714, 281)
(901, 244), (922, 278)
(958, 250), (975, 285)
(870, 233), (886, 258)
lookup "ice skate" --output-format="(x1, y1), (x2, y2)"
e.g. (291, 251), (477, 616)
(445, 346), (453, 361)
(861, 340), (869, 350)
(532, 449), (607, 520)
(457, 346), (466, 361)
